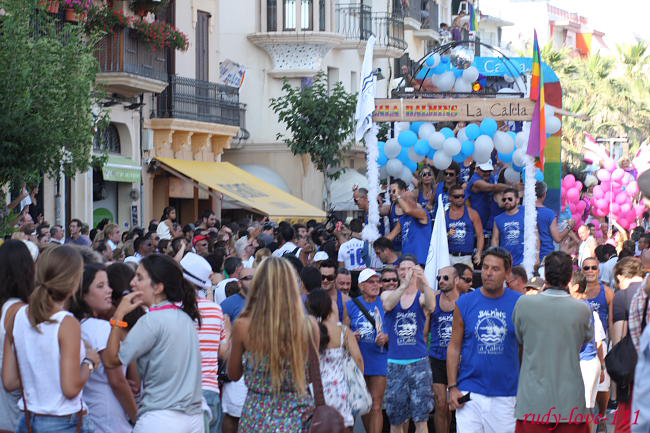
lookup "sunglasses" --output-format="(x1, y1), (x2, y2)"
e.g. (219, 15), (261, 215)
(240, 275), (253, 281)
(436, 275), (450, 281)
(461, 277), (473, 283)
(444, 171), (457, 177)
(421, 172), (433, 177)
(451, 194), (464, 199)
(583, 265), (598, 271)
(503, 197), (515, 202)
(382, 278), (398, 283)
(322, 274), (335, 281)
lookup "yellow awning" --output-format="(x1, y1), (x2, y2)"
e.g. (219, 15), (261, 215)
(156, 158), (326, 221)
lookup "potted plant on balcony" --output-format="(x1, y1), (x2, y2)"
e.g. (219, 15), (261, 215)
(84, 6), (130, 34)
(130, 18), (189, 51)
(129, 0), (169, 16)
(64, 0), (93, 22)
(38, 0), (60, 13)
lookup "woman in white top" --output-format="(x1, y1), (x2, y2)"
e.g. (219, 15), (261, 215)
(0, 240), (35, 433)
(156, 206), (177, 240)
(2, 245), (100, 433)
(69, 263), (138, 433)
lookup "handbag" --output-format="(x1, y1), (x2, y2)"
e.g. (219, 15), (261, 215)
(341, 325), (372, 416)
(306, 335), (346, 433)
(605, 296), (648, 401)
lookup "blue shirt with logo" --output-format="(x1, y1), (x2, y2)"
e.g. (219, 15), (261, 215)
(536, 206), (557, 262)
(384, 292), (427, 360)
(347, 297), (388, 376)
(494, 207), (525, 266)
(456, 288), (522, 396)
(429, 293), (454, 360)
(399, 212), (432, 265)
(446, 206), (476, 254)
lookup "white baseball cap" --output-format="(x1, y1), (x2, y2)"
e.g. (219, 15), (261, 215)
(313, 251), (329, 262)
(477, 160), (494, 171)
(358, 268), (380, 284)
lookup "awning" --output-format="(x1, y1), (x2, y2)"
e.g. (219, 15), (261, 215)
(156, 157), (326, 221)
(102, 155), (142, 183)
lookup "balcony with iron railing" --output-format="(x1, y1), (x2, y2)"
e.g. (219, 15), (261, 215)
(334, 4), (406, 57)
(95, 28), (169, 97)
(371, 12), (407, 57)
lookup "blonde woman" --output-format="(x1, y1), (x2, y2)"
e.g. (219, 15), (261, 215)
(103, 224), (121, 251)
(228, 256), (318, 432)
(2, 246), (99, 433)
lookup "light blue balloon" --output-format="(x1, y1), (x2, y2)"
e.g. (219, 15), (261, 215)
(453, 152), (467, 163)
(507, 131), (517, 142)
(428, 148), (437, 159)
(431, 61), (450, 75)
(414, 139), (430, 156)
(441, 56), (450, 64)
(411, 122), (425, 135)
(480, 118), (498, 137)
(439, 127), (455, 139)
(513, 162), (523, 172)
(452, 68), (463, 78)
(535, 169), (544, 182)
(406, 160), (418, 173)
(498, 151), (512, 163)
(425, 56), (437, 67)
(398, 146), (410, 164)
(377, 152), (388, 166)
(461, 140), (475, 156)
(465, 123), (480, 140)
(415, 68), (431, 80)
(398, 130), (418, 148)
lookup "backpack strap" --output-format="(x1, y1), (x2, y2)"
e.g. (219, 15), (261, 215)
(352, 297), (376, 330)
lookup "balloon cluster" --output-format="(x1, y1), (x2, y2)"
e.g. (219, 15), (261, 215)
(377, 119), (544, 184)
(561, 161), (644, 232)
(414, 53), (481, 93)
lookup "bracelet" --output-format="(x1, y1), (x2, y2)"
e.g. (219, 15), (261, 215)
(447, 383), (458, 391)
(110, 319), (128, 328)
(82, 357), (95, 373)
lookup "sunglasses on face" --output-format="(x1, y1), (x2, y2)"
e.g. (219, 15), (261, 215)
(444, 171), (457, 177)
(583, 265), (598, 271)
(437, 275), (450, 281)
(322, 274), (335, 281)
(421, 172), (433, 177)
(461, 277), (473, 283)
(382, 278), (398, 283)
(451, 194), (464, 199)
(503, 197), (515, 202)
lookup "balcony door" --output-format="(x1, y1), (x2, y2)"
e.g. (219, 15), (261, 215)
(196, 11), (210, 121)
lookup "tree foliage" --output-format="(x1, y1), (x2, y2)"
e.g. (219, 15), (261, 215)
(0, 0), (106, 189)
(269, 73), (358, 181)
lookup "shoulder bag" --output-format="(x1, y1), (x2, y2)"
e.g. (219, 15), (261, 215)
(341, 325), (372, 416)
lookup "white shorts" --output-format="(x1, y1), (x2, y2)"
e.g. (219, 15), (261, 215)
(580, 357), (601, 408)
(134, 409), (203, 433)
(455, 391), (516, 433)
(221, 377), (248, 418)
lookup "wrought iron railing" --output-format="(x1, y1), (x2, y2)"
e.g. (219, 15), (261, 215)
(95, 28), (168, 83)
(154, 76), (241, 126)
(335, 3), (372, 41)
(403, 0), (439, 30)
(235, 103), (250, 141)
(371, 12), (407, 50)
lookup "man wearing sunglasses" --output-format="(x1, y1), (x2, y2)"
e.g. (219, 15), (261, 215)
(435, 162), (461, 212)
(453, 263), (475, 294)
(320, 260), (349, 323)
(429, 266), (460, 433)
(467, 160), (510, 245)
(447, 184), (484, 268)
(492, 188), (525, 266)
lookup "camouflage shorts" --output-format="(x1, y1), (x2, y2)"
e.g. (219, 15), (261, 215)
(385, 358), (434, 425)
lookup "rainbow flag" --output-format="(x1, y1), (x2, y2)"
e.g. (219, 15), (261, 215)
(469, 3), (478, 32)
(527, 30), (546, 168)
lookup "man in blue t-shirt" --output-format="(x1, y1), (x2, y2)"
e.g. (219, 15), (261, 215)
(466, 161), (509, 245)
(389, 189), (432, 266)
(535, 181), (575, 262)
(492, 188), (525, 266)
(447, 247), (522, 433)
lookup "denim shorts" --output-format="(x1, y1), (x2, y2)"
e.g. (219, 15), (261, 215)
(385, 358), (434, 425)
(203, 390), (223, 433)
(16, 412), (94, 433)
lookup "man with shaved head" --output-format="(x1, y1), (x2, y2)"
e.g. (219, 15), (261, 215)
(429, 266), (460, 433)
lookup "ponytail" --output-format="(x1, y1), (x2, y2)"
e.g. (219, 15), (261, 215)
(28, 286), (56, 327)
(180, 278), (201, 327)
(305, 289), (332, 353)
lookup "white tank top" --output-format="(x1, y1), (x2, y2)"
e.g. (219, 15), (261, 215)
(12, 306), (86, 415)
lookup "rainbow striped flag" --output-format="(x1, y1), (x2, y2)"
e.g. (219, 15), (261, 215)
(527, 30), (546, 168)
(469, 3), (478, 32)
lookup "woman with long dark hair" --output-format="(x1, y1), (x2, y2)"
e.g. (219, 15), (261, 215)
(156, 206), (177, 240)
(2, 245), (99, 433)
(0, 240), (35, 433)
(103, 254), (203, 432)
(69, 263), (138, 432)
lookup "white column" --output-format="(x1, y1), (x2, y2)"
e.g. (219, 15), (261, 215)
(296, 0), (302, 32)
(261, 0), (268, 32)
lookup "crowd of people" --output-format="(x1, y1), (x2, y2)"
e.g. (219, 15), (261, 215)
(1, 159), (650, 433)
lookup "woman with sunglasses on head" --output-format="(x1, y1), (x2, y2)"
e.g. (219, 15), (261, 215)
(414, 165), (436, 210)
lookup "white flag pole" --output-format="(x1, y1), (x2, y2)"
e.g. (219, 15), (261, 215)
(522, 155), (539, 277)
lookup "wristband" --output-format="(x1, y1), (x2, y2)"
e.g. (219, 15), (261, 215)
(447, 383), (458, 391)
(82, 357), (95, 373)
(110, 319), (128, 328)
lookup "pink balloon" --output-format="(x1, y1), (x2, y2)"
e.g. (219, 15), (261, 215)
(576, 201), (587, 212)
(595, 230), (603, 239)
(563, 175), (576, 188)
(566, 188), (580, 202)
(635, 203), (647, 216)
(621, 175), (631, 186)
(597, 169), (610, 182)
(621, 203), (631, 213)
(596, 198), (608, 209)
(611, 203), (620, 214)
(600, 181), (611, 191)
(612, 181), (622, 191)
(603, 159), (616, 172)
(575, 181), (583, 191)
(592, 219), (601, 229)
(612, 168), (625, 181)
(616, 192), (628, 205)
(592, 185), (604, 199)
(627, 181), (639, 196)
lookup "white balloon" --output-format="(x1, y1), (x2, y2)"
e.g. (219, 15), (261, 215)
(474, 135), (494, 157)
(436, 71), (456, 92)
(408, 146), (425, 163)
(457, 127), (468, 143)
(379, 165), (388, 180)
(429, 53), (441, 69)
(394, 122), (410, 135)
(494, 131), (515, 154)
(515, 131), (529, 148)
(504, 167), (521, 184)
(432, 150), (452, 170)
(442, 137), (462, 156)
(496, 87), (517, 98)
(544, 104), (556, 116)
(400, 165), (413, 183)
(384, 138), (401, 159)
(546, 115), (562, 134)
(428, 131), (445, 150)
(386, 158), (403, 177)
(462, 66), (479, 83)
(454, 78), (473, 93)
(504, 74), (515, 83)
(418, 122), (435, 139)
(512, 148), (527, 167)
(474, 149), (491, 164)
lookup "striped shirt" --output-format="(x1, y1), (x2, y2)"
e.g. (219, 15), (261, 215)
(196, 298), (227, 393)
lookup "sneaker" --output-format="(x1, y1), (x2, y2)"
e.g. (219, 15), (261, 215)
(607, 399), (618, 411)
